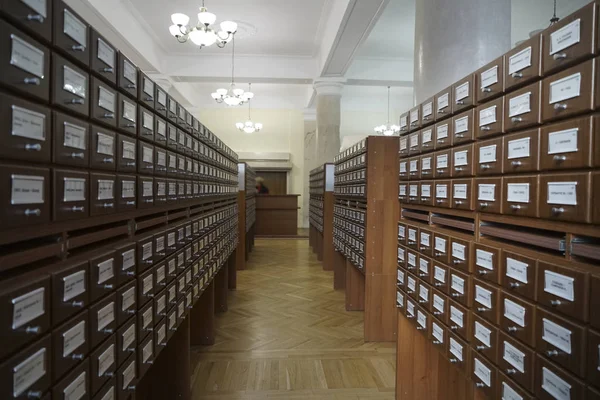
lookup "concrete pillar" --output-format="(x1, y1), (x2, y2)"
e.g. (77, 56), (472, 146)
(413, 0), (511, 103)
(302, 109), (317, 228)
(314, 79), (344, 165)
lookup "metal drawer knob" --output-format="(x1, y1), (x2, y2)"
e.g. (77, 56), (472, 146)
(510, 204), (522, 210)
(508, 326), (519, 332)
(455, 167), (463, 172)
(550, 299), (562, 306)
(511, 72), (523, 79)
(416, 326), (425, 330)
(71, 353), (84, 360)
(433, 340), (441, 344)
(552, 207), (565, 215)
(511, 160), (522, 167)
(434, 311), (441, 315)
(449, 358), (458, 363)
(478, 270), (488, 275)
(102, 157), (114, 163)
(456, 133), (465, 138)
(126, 309), (135, 315)
(476, 383), (485, 388)
(477, 307), (488, 312)
(25, 143), (42, 151)
(145, 96), (153, 102)
(453, 259), (461, 264)
(554, 103), (567, 110)
(456, 100), (465, 105)
(70, 300), (84, 308)
(127, 385), (136, 391)
(450, 325), (458, 330)
(26, 13), (44, 22)
(437, 139), (444, 144)
(406, 315), (414, 319)
(553, 52), (567, 60)
(436, 200), (444, 204)
(451, 293), (460, 297)
(70, 206), (85, 212)
(439, 110), (446, 114)
(125, 162), (135, 167)
(435, 252), (443, 256)
(481, 164), (491, 169)
(23, 77), (41, 85)
(102, 203), (114, 208)
(553, 155), (567, 162)
(546, 350), (559, 357)
(67, 99), (85, 105)
(71, 45), (85, 52)
(70, 152), (84, 159)
(509, 282), (520, 288)
(125, 123), (136, 128)
(27, 391), (43, 399)
(479, 202), (489, 208)
(102, 329), (114, 334)
(481, 126), (491, 131)
(506, 369), (517, 375)
(434, 283), (442, 287)
(102, 67), (114, 73)
(103, 113), (115, 119)
(481, 88), (492, 93)
(125, 271), (135, 277)
(419, 300), (427, 304)
(476, 345), (486, 350)
(125, 201), (135, 206)
(511, 117), (523, 123)
(455, 200), (463, 205)
(126, 84), (136, 89)
(25, 326), (41, 334)
(103, 372), (114, 378)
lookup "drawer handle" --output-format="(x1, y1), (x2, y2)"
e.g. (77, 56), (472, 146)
(125, 271), (135, 277)
(481, 88), (492, 93)
(506, 369), (517, 375)
(23, 77), (41, 85)
(102, 113), (115, 119)
(24, 325), (41, 334)
(550, 299), (562, 306)
(554, 103), (567, 110)
(455, 200), (463, 205)
(546, 350), (560, 357)
(158, 341), (167, 347)
(455, 167), (463, 172)
(125, 347), (135, 353)
(509, 282), (520, 289)
(102, 328), (113, 334)
(144, 165), (153, 169)
(510, 204), (522, 210)
(456, 133), (465, 138)
(511, 160), (522, 167)
(436, 199), (444, 204)
(452, 259), (461, 264)
(407, 290), (414, 294)
(450, 325), (459, 330)
(435, 252), (444, 256)
(145, 96), (154, 102)
(102, 67), (114, 73)
(552, 207), (565, 215)
(127, 84), (136, 89)
(144, 293), (155, 298)
(434, 283), (443, 287)
(102, 157), (114, 163)
(25, 143), (42, 151)
(145, 360), (154, 365)
(553, 155), (567, 162)
(26, 13), (44, 22)
(477, 270), (488, 275)
(511, 72), (523, 79)
(416, 326), (425, 330)
(26, 391), (43, 399)
(424, 117), (430, 121)
(480, 126), (491, 131)
(126, 309), (135, 315)
(127, 385), (136, 391)
(449, 358), (458, 363)
(418, 300), (427, 304)
(511, 117), (523, 123)
(508, 326), (519, 332)
(102, 284), (114, 290)
(456, 100), (465, 105)
(420, 246), (428, 251)
(451, 293), (461, 297)
(477, 307), (489, 312)
(70, 206), (85, 212)
(479, 202), (489, 208)
(433, 340), (442, 345)
(103, 372), (114, 378)
(71, 45), (85, 52)
(407, 266), (414, 270)
(406, 315), (414, 319)
(553, 52), (567, 60)
(437, 139), (445, 144)
(102, 203), (114, 208)
(67, 99), (85, 105)
(71, 353), (84, 360)
(476, 345), (487, 350)
(125, 162), (136, 167)
(126, 201), (135, 206)
(439, 110), (446, 114)
(475, 383), (485, 388)
(24, 208), (42, 217)
(125, 123), (136, 128)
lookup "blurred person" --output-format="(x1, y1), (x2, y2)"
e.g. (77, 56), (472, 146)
(256, 177), (269, 194)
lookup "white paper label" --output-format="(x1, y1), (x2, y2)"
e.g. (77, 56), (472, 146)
(453, 184), (467, 200)
(509, 46), (532, 75)
(122, 100), (136, 122)
(122, 140), (135, 160)
(97, 38), (114, 68)
(507, 138), (530, 161)
(433, 294), (445, 313)
(409, 160), (418, 172)
(399, 185), (406, 196)
(421, 233), (430, 247)
(503, 341), (526, 375)
(547, 182), (577, 206)
(122, 324), (135, 351)
(98, 344), (115, 377)
(506, 258), (528, 284)
(10, 35), (45, 78)
(13, 348), (46, 397)
(475, 285), (493, 308)
(450, 305), (464, 327)
(502, 382), (523, 400)
(400, 115), (407, 129)
(419, 284), (429, 302)
(474, 321), (491, 347)
(410, 134), (419, 148)
(542, 318), (572, 354)
(97, 132), (114, 156)
(476, 249), (494, 270)
(417, 310), (427, 328)
(400, 162), (407, 174)
(97, 179), (114, 200)
(63, 66), (87, 99)
(121, 287), (135, 311)
(63, 9), (86, 47)
(542, 367), (571, 400)
(142, 307), (152, 329)
(143, 181), (153, 197)
(21, 0), (47, 17)
(455, 116), (469, 134)
(507, 183), (530, 203)
(98, 86), (115, 113)
(122, 360), (136, 389)
(64, 371), (86, 400)
(432, 322), (444, 343)
(422, 129), (432, 144)
(122, 249), (135, 271)
(409, 185), (418, 197)
(421, 184), (431, 198)
(63, 177), (86, 202)
(143, 339), (153, 363)
(481, 66), (498, 89)
(451, 274), (465, 295)
(97, 302), (114, 330)
(434, 266), (446, 283)
(544, 270), (575, 301)
(142, 243), (152, 261)
(504, 298), (526, 327)
(408, 229), (416, 242)
(436, 184), (448, 199)
(478, 184), (496, 201)
(410, 109), (419, 124)
(449, 338), (463, 361)
(123, 60), (137, 85)
(400, 138), (407, 151)
(63, 270), (86, 301)
(157, 324), (166, 344)
(454, 150), (468, 166)
(158, 90), (167, 106)
(423, 102), (433, 117)
(549, 73), (581, 104)
(406, 300), (415, 317)
(436, 124), (448, 140)
(437, 154), (448, 169)
(62, 320), (85, 357)
(455, 82), (469, 101)
(474, 358), (491, 387)
(548, 128), (578, 155)
(407, 277), (416, 292)
(143, 78), (154, 96)
(452, 243), (465, 261)
(142, 146), (153, 163)
(550, 18), (580, 55)
(11, 106), (45, 141)
(434, 237), (446, 253)
(509, 92), (531, 117)
(157, 182), (166, 197)
(437, 93), (449, 110)
(121, 180), (135, 199)
(63, 122), (87, 150)
(478, 107), (496, 129)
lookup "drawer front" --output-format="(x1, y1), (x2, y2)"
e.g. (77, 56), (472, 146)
(136, 301), (153, 343)
(503, 129), (541, 173)
(90, 173), (115, 216)
(115, 174), (136, 212)
(435, 86), (453, 121)
(115, 243), (136, 287)
(155, 117), (167, 149)
(0, 20), (51, 101)
(476, 55), (504, 103)
(406, 272), (418, 300)
(449, 237), (472, 274)
(154, 288), (167, 321)
(539, 172), (591, 223)
(473, 243), (500, 284)
(137, 268), (155, 307)
(116, 281), (136, 327)
(117, 52), (137, 98)
(89, 294), (116, 350)
(0, 0), (52, 41)
(52, 111), (89, 167)
(52, 1), (89, 66)
(418, 277), (432, 307)
(408, 132), (420, 156)
(51, 53), (89, 116)
(397, 222), (407, 246)
(167, 124), (177, 150)
(500, 292), (537, 348)
(155, 86), (167, 118)
(420, 127), (434, 153)
(137, 332), (154, 380)
(452, 178), (475, 211)
(89, 29), (116, 85)
(432, 261), (449, 294)
(406, 226), (419, 251)
(505, 34), (542, 90)
(502, 175), (539, 218)
(116, 134), (136, 173)
(429, 317), (447, 356)
(431, 289), (449, 322)
(0, 92), (51, 163)
(452, 109), (475, 145)
(52, 310), (89, 381)
(155, 178), (167, 206)
(138, 176), (154, 209)
(399, 113), (409, 134)
(0, 163), (51, 228)
(167, 96), (177, 122)
(405, 298), (417, 324)
(448, 294), (471, 336)
(116, 94), (137, 136)
(53, 168), (89, 221)
(541, 2), (597, 74)
(475, 177), (503, 214)
(471, 352), (497, 398)
(434, 180), (452, 208)
(116, 316), (136, 367)
(399, 136), (409, 157)
(535, 355), (585, 400)
(89, 335), (116, 396)
(409, 106), (421, 130)
(137, 141), (154, 175)
(540, 115), (594, 170)
(138, 73), (155, 110)
(154, 147), (167, 177)
(497, 332), (535, 392)
(592, 275), (600, 330)
(500, 250), (537, 302)
(137, 235), (154, 273)
(407, 182), (419, 204)
(399, 160), (408, 180)
(90, 125), (116, 171)
(434, 121), (453, 149)
(472, 278), (500, 325)
(415, 307), (429, 336)
(497, 372), (536, 400)
(472, 314), (499, 364)
(154, 231), (166, 261)
(419, 229), (433, 257)
(451, 144), (475, 178)
(432, 233), (450, 265)
(537, 261), (589, 322)
(90, 77), (117, 128)
(138, 107), (155, 142)
(421, 98), (434, 126)
(476, 96), (504, 139)
(476, 136), (504, 176)
(449, 267), (471, 308)
(89, 251), (117, 304)
(541, 58), (595, 122)
(408, 156), (420, 180)
(453, 74), (476, 113)
(504, 81), (542, 131)
(117, 353), (136, 400)
(448, 333), (470, 374)
(434, 150), (452, 178)
(588, 330), (600, 389)
(154, 318), (166, 357)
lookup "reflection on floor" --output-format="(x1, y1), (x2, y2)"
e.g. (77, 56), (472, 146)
(190, 239), (396, 400)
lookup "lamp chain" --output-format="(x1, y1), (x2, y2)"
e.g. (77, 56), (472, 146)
(550, 0), (559, 24)
(387, 86), (391, 124)
(231, 35), (235, 85)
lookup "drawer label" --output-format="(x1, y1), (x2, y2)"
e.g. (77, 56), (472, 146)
(168, 182), (177, 196)
(400, 137), (407, 151)
(408, 229), (417, 242)
(143, 306), (153, 328)
(142, 146), (153, 163)
(454, 150), (468, 166)
(143, 78), (154, 97)
(548, 128), (578, 154)
(155, 237), (165, 253)
(479, 144), (497, 164)
(167, 232), (175, 247)
(432, 322), (443, 342)
(121, 180), (135, 199)
(542, 318), (572, 354)
(479, 105), (496, 127)
(121, 140), (136, 161)
(547, 182), (577, 205)
(63, 370), (86, 400)
(475, 285), (492, 308)
(122, 100), (136, 122)
(419, 284), (429, 301)
(157, 182), (166, 196)
(142, 242), (153, 261)
(398, 225), (405, 239)
(121, 286), (135, 311)
(506, 257), (528, 284)
(143, 339), (153, 363)
(417, 310), (427, 329)
(98, 344), (115, 377)
(21, 0), (47, 17)
(421, 103), (433, 119)
(503, 341), (525, 373)
(453, 183), (467, 200)
(410, 109), (419, 124)
(504, 298), (526, 327)
(420, 233), (430, 247)
(422, 129), (432, 144)
(549, 72), (581, 104)
(168, 311), (177, 329)
(433, 294), (444, 313)
(122, 323), (136, 350)
(100, 387), (115, 400)
(434, 266), (445, 283)
(63, 9), (87, 47)
(544, 270), (575, 301)
(143, 275), (153, 295)
(156, 293), (166, 315)
(63, 177), (86, 202)
(11, 106), (46, 141)
(63, 270), (86, 301)
(407, 276), (416, 292)
(398, 247), (405, 262)
(123, 60), (137, 85)
(473, 358), (491, 387)
(436, 124), (449, 140)
(157, 90), (167, 106)
(437, 154), (448, 169)
(157, 150), (166, 166)
(451, 274), (465, 295)
(122, 249), (135, 271)
(178, 301), (185, 318)
(406, 300), (415, 317)
(98, 86), (115, 112)
(408, 253), (416, 267)
(97, 38), (115, 68)
(168, 127), (177, 141)
(399, 115), (407, 129)
(13, 347), (46, 397)
(507, 137), (531, 159)
(550, 18), (580, 55)
(478, 184), (496, 201)
(474, 321), (491, 347)
(421, 184), (431, 198)
(450, 305), (464, 327)
(143, 112), (153, 129)
(63, 66), (87, 99)
(449, 337), (463, 361)
(62, 320), (85, 357)
(476, 249), (494, 270)
(410, 134), (419, 148)
(157, 323), (166, 344)
(97, 179), (114, 200)
(97, 302), (114, 330)
(454, 116), (469, 134)
(507, 183), (530, 203)
(399, 162), (407, 174)
(10, 34), (45, 79)
(509, 46), (532, 75)
(11, 287), (45, 330)
(502, 382), (523, 400)
(508, 92), (531, 117)
(122, 360), (136, 389)
(480, 66), (498, 89)
(434, 237), (446, 252)
(451, 243), (465, 261)
(157, 120), (166, 138)
(437, 93), (449, 110)
(63, 122), (87, 150)
(409, 160), (418, 172)
(455, 82), (469, 101)
(542, 366), (571, 400)
(97, 132), (115, 156)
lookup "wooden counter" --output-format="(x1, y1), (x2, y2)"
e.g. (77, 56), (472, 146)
(255, 194), (300, 236)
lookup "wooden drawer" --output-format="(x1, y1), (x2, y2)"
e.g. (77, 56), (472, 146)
(89, 294), (116, 349)
(115, 243), (136, 287)
(588, 330), (600, 390)
(89, 28), (116, 86)
(155, 86), (167, 118)
(434, 120), (453, 149)
(137, 141), (154, 175)
(166, 124), (177, 150)
(419, 228), (433, 257)
(52, 111), (89, 167)
(137, 269), (155, 308)
(116, 94), (137, 136)
(535, 355), (585, 400)
(476, 96), (504, 139)
(90, 335), (116, 396)
(451, 143), (475, 178)
(53, 168), (89, 221)
(452, 178), (475, 211)
(136, 300), (153, 343)
(406, 273), (418, 300)
(399, 160), (408, 180)
(167, 96), (177, 123)
(0, 92), (51, 163)
(155, 178), (167, 206)
(115, 174), (136, 212)
(115, 316), (135, 367)
(504, 81), (542, 131)
(90, 125), (116, 171)
(0, 20), (51, 102)
(540, 115), (595, 171)
(498, 332), (536, 393)
(0, 0), (52, 43)
(137, 331), (154, 380)
(432, 261), (449, 295)
(154, 147), (167, 177)
(154, 288), (167, 322)
(448, 299), (470, 340)
(504, 128), (541, 173)
(421, 98), (434, 126)
(452, 109), (475, 145)
(419, 181), (433, 206)
(51, 52), (89, 117)
(138, 107), (155, 143)
(116, 353), (136, 400)
(435, 150), (452, 178)
(435, 85), (453, 121)
(500, 292), (537, 348)
(502, 174), (539, 218)
(431, 289), (449, 322)
(166, 151), (177, 177)
(420, 127), (434, 153)
(154, 317), (167, 358)
(473, 243), (500, 284)
(453, 74), (476, 113)
(505, 33), (542, 90)
(472, 278), (500, 325)
(397, 222), (407, 246)
(497, 372), (536, 400)
(471, 352), (497, 398)
(477, 55), (504, 102)
(399, 136), (408, 157)
(415, 307), (429, 336)
(89, 251), (117, 304)
(155, 117), (167, 149)
(137, 176), (153, 209)
(0, 335), (51, 399)
(405, 298), (417, 323)
(472, 314), (499, 364)
(476, 136), (504, 176)
(52, 1), (89, 67)
(138, 73), (155, 110)
(115, 281), (136, 327)
(476, 177), (502, 214)
(448, 333), (470, 375)
(154, 260), (166, 290)
(449, 236), (472, 274)
(117, 52), (137, 99)
(116, 134), (136, 173)
(542, 58), (596, 122)
(137, 235), (155, 273)
(406, 226), (419, 251)
(429, 317), (448, 356)
(408, 132), (420, 156)
(541, 2), (597, 74)
(52, 310), (89, 381)
(166, 282), (177, 308)
(449, 268), (471, 307)
(500, 250), (537, 302)
(399, 112), (408, 134)
(418, 280), (432, 308)
(540, 172), (591, 223)
(90, 77), (117, 128)
(432, 232), (450, 265)
(52, 360), (89, 400)
(51, 261), (88, 326)
(536, 307), (587, 377)
(409, 106), (421, 130)
(538, 261), (589, 323)
(408, 156), (420, 180)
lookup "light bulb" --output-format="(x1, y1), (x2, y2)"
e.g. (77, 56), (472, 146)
(232, 88), (244, 96)
(224, 97), (241, 106)
(244, 91), (254, 99)
(171, 13), (189, 26)
(235, 122), (244, 129)
(197, 8), (216, 26)
(169, 24), (182, 37)
(383, 129), (393, 136)
(211, 92), (220, 99)
(220, 21), (238, 34)
(243, 126), (255, 134)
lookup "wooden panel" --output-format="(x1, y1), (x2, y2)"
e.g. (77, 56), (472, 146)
(255, 209), (298, 236)
(345, 260), (365, 311)
(254, 171), (287, 195)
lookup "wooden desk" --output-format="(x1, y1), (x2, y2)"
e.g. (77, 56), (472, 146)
(255, 195), (300, 236)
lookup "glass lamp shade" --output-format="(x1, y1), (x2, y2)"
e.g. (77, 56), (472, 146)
(245, 120), (253, 127)
(224, 96), (241, 106)
(235, 122), (244, 129)
(220, 20), (238, 33)
(171, 13), (190, 26)
(383, 129), (394, 136)
(211, 92), (220, 99)
(255, 123), (263, 130)
(391, 125), (400, 131)
(242, 92), (254, 101)
(216, 88), (228, 96)
(232, 87), (244, 96)
(197, 8), (217, 26)
(169, 24), (182, 37)
(243, 126), (255, 134)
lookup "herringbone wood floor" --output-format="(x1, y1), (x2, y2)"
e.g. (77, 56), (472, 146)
(190, 239), (396, 400)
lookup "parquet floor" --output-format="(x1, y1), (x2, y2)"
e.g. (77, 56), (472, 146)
(190, 239), (396, 400)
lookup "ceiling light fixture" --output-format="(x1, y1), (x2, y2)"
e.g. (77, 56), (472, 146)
(236, 93), (262, 134)
(374, 86), (400, 136)
(211, 37), (253, 106)
(169, 0), (237, 49)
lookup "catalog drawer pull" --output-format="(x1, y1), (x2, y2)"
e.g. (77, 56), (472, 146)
(23, 77), (41, 85)
(553, 52), (567, 60)
(511, 72), (523, 79)
(24, 208), (42, 217)
(71, 45), (85, 52)
(102, 67), (114, 73)
(25, 143), (42, 151)
(27, 14), (44, 22)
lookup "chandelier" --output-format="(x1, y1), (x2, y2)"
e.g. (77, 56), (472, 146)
(211, 37), (254, 106)
(236, 96), (262, 133)
(374, 86), (400, 136)
(169, 0), (237, 49)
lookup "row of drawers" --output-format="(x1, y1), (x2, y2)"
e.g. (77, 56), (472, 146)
(335, 153), (366, 175)
(333, 216), (365, 240)
(334, 184), (366, 197)
(333, 239), (365, 271)
(334, 139), (366, 164)
(399, 2), (600, 132)
(333, 205), (365, 224)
